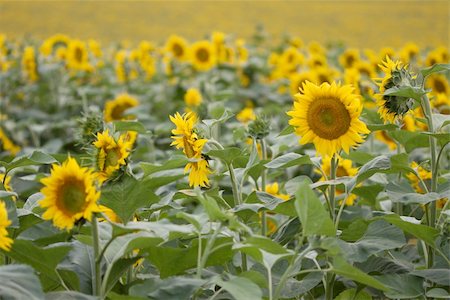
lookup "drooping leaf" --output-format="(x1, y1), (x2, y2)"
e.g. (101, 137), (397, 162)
(0, 264), (45, 299)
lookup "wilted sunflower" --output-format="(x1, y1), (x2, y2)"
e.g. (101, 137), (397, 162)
(0, 201), (13, 251)
(375, 56), (415, 123)
(104, 94), (139, 123)
(40, 157), (100, 230)
(93, 130), (132, 182)
(287, 81), (370, 157)
(165, 35), (189, 61)
(170, 112), (211, 187)
(190, 41), (216, 71)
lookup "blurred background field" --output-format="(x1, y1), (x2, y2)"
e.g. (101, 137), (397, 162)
(0, 0), (448, 48)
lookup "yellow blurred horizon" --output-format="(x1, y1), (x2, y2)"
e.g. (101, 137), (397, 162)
(0, 0), (448, 48)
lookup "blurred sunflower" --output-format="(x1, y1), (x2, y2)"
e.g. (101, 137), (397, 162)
(265, 183), (290, 201)
(21, 46), (38, 82)
(0, 128), (21, 155)
(0, 201), (13, 251)
(427, 74), (449, 95)
(287, 81), (370, 157)
(66, 39), (92, 72)
(93, 130), (132, 182)
(432, 93), (450, 114)
(406, 161), (431, 194)
(236, 107), (256, 124)
(165, 35), (189, 61)
(170, 112), (211, 187)
(184, 88), (203, 107)
(104, 94), (139, 123)
(400, 42), (420, 63)
(39, 157), (100, 230)
(289, 71), (317, 96)
(339, 48), (360, 68)
(40, 34), (70, 57)
(320, 156), (358, 205)
(190, 40), (216, 71)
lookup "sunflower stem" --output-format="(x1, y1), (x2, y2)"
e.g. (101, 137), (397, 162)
(329, 155), (337, 222)
(260, 138), (268, 236)
(91, 215), (102, 298)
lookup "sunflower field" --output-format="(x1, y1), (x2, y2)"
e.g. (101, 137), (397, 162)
(0, 29), (449, 300)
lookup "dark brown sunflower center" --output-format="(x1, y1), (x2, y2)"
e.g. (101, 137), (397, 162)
(60, 181), (86, 213)
(172, 43), (184, 57)
(336, 166), (348, 177)
(196, 48), (209, 62)
(75, 47), (83, 63)
(307, 97), (351, 140)
(433, 79), (446, 94)
(346, 55), (355, 67)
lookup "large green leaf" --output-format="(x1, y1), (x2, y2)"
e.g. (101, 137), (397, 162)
(280, 273), (323, 299)
(0, 264), (45, 299)
(100, 175), (159, 223)
(294, 181), (335, 237)
(1, 150), (58, 173)
(129, 276), (205, 300)
(421, 63), (450, 78)
(214, 276), (263, 300)
(374, 274), (424, 299)
(140, 155), (188, 176)
(265, 152), (313, 169)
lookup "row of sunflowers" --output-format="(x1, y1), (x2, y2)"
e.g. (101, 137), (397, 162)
(0, 31), (449, 299)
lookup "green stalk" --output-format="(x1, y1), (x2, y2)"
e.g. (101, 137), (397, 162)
(260, 138), (267, 236)
(198, 223), (222, 276)
(91, 215), (102, 297)
(227, 163), (242, 206)
(196, 231), (202, 279)
(329, 155), (337, 221)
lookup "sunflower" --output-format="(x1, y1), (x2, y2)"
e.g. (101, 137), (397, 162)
(0, 201), (13, 251)
(165, 35), (189, 61)
(432, 93), (450, 114)
(374, 56), (413, 123)
(190, 40), (216, 71)
(236, 107), (256, 124)
(21, 46), (38, 82)
(0, 173), (12, 193)
(0, 128), (21, 155)
(184, 88), (203, 107)
(406, 162), (431, 194)
(288, 81), (370, 157)
(170, 112), (211, 187)
(339, 48), (360, 68)
(40, 34), (70, 57)
(66, 39), (92, 72)
(104, 94), (139, 123)
(400, 42), (420, 63)
(39, 157), (100, 230)
(265, 183), (290, 201)
(289, 71), (317, 96)
(427, 74), (449, 96)
(320, 156), (358, 205)
(375, 130), (397, 151)
(93, 130), (132, 182)
(279, 47), (304, 73)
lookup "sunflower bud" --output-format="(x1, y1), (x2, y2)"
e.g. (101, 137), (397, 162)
(76, 111), (104, 147)
(248, 115), (270, 139)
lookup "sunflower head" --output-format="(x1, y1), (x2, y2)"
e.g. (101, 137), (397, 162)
(40, 157), (100, 230)
(0, 201), (13, 251)
(375, 56), (415, 123)
(93, 130), (132, 182)
(288, 81), (370, 157)
(406, 161), (432, 194)
(184, 88), (203, 107)
(190, 41), (216, 71)
(165, 35), (188, 61)
(104, 94), (139, 123)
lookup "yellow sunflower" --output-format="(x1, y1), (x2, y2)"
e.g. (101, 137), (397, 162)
(339, 48), (360, 68)
(66, 39), (92, 72)
(427, 74), (449, 96)
(184, 88), (203, 107)
(165, 35), (189, 61)
(375, 130), (397, 151)
(40, 34), (70, 57)
(40, 157), (100, 230)
(170, 112), (211, 187)
(0, 201), (13, 251)
(374, 56), (411, 123)
(432, 93), (450, 115)
(236, 107), (256, 124)
(0, 128), (21, 155)
(93, 130), (132, 182)
(265, 183), (290, 201)
(289, 71), (317, 96)
(406, 161), (431, 194)
(104, 94), (139, 123)
(190, 40), (216, 71)
(320, 156), (358, 205)
(288, 81), (370, 157)
(400, 42), (420, 63)
(21, 46), (38, 82)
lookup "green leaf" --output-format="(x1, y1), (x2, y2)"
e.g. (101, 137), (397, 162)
(295, 181), (335, 237)
(374, 274), (424, 299)
(0, 264), (45, 299)
(103, 257), (141, 295)
(277, 125), (294, 137)
(265, 153), (312, 169)
(335, 289), (372, 300)
(432, 113), (450, 130)
(338, 220), (406, 262)
(46, 291), (97, 300)
(383, 86), (426, 101)
(113, 120), (147, 133)
(5, 150), (57, 173)
(100, 175), (159, 223)
(130, 276), (205, 300)
(331, 256), (389, 291)
(426, 288), (450, 299)
(421, 63), (450, 78)
(380, 214), (439, 249)
(366, 123), (399, 131)
(140, 155), (188, 176)
(206, 147), (243, 165)
(410, 269), (450, 286)
(422, 132), (450, 147)
(389, 130), (429, 153)
(214, 276), (263, 300)
(8, 239), (72, 290)
(281, 273), (323, 298)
